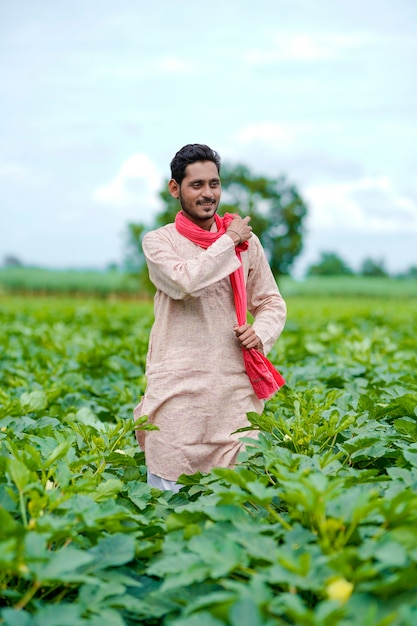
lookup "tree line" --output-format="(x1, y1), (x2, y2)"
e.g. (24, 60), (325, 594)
(2, 162), (415, 280)
(307, 252), (417, 278)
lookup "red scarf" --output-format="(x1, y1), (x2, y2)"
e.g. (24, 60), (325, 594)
(175, 211), (285, 400)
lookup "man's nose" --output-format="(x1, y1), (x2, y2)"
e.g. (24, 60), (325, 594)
(202, 184), (214, 197)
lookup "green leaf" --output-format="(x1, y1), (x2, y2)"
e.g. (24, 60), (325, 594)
(189, 532), (248, 578)
(7, 457), (32, 491)
(24, 531), (48, 563)
(170, 613), (226, 626)
(0, 504), (22, 537)
(0, 609), (33, 626)
(74, 406), (107, 431)
(31, 604), (84, 626)
(43, 440), (71, 469)
(31, 546), (94, 582)
(81, 608), (127, 626)
(245, 480), (273, 504)
(148, 552), (203, 578)
(20, 390), (48, 413)
(403, 448), (417, 467)
(375, 541), (408, 567)
(88, 534), (135, 569)
(360, 537), (408, 568)
(394, 417), (417, 441)
(93, 478), (124, 502)
(126, 480), (152, 510)
(229, 598), (264, 626)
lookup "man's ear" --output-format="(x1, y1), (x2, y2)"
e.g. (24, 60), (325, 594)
(168, 179), (180, 199)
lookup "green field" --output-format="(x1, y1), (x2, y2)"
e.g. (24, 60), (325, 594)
(1, 294), (417, 625)
(1, 266), (417, 299)
(0, 267), (143, 298)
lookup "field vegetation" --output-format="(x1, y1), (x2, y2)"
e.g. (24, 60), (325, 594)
(0, 267), (143, 299)
(1, 266), (417, 300)
(1, 292), (417, 625)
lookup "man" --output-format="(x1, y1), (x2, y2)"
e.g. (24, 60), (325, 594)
(134, 144), (286, 492)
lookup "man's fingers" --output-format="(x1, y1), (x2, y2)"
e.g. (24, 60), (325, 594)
(227, 215), (253, 244)
(234, 324), (261, 350)
(235, 325), (255, 342)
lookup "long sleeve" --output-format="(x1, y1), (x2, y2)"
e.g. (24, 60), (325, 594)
(142, 225), (241, 300)
(246, 235), (286, 355)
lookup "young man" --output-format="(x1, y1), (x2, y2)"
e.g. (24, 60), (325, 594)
(134, 144), (286, 492)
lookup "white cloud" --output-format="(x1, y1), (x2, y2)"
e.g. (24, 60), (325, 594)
(245, 34), (329, 63)
(304, 177), (417, 233)
(243, 31), (406, 65)
(94, 55), (195, 80)
(93, 153), (163, 217)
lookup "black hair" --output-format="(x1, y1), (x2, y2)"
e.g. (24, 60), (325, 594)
(170, 144), (221, 184)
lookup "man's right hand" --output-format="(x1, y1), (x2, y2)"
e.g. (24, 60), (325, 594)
(226, 215), (253, 245)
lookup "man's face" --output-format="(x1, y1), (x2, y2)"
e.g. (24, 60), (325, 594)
(169, 160), (221, 230)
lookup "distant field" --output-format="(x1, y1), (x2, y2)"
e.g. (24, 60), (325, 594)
(279, 275), (417, 299)
(0, 266), (416, 299)
(0, 267), (142, 297)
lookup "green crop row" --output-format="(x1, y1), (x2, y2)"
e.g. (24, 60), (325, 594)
(0, 296), (417, 625)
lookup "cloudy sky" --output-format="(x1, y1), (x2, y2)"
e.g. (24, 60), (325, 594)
(1, 0), (416, 276)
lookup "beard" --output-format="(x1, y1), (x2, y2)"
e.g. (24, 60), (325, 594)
(178, 192), (219, 223)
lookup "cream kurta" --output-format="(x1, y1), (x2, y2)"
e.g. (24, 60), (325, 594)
(134, 222), (286, 481)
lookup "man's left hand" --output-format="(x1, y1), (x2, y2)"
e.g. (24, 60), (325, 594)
(233, 324), (263, 351)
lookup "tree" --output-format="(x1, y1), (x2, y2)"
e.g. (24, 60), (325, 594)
(220, 164), (307, 275)
(402, 266), (417, 279)
(124, 222), (154, 293)
(307, 252), (354, 276)
(124, 223), (146, 274)
(148, 163), (307, 276)
(3, 255), (23, 267)
(360, 258), (388, 277)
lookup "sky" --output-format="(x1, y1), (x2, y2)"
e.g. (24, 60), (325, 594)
(1, 0), (416, 277)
